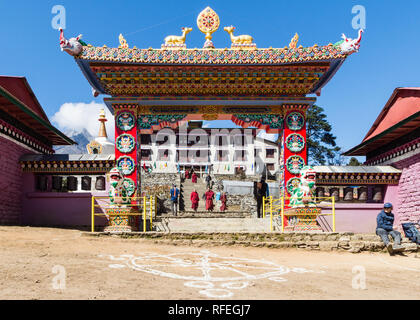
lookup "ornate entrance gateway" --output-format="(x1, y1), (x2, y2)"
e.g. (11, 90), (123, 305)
(60, 7), (362, 210)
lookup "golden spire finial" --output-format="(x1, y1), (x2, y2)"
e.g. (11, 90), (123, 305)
(289, 33), (299, 49)
(98, 108), (108, 138)
(118, 33), (129, 49)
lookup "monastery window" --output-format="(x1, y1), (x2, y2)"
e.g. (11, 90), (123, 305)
(217, 150), (228, 161)
(267, 164), (275, 171)
(141, 149), (152, 160)
(234, 150), (247, 161)
(266, 149), (275, 158)
(140, 135), (151, 145)
(158, 149), (170, 160)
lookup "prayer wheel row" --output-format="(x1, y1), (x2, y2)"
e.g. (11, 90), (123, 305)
(315, 186), (383, 202)
(36, 175), (106, 191)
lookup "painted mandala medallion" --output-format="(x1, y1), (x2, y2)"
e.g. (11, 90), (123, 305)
(286, 112), (304, 131)
(122, 178), (136, 197)
(286, 177), (301, 194)
(116, 134), (135, 153)
(286, 155), (305, 175)
(116, 112), (135, 131)
(286, 133), (305, 152)
(117, 156), (135, 175)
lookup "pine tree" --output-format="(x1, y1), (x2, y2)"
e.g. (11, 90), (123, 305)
(348, 157), (361, 166)
(306, 104), (341, 165)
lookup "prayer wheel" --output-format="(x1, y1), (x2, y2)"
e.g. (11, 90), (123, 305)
(330, 188), (339, 202)
(344, 187), (353, 201)
(95, 176), (106, 191)
(316, 187), (324, 198)
(372, 186), (383, 202)
(81, 176), (92, 191)
(358, 187), (367, 201)
(52, 176), (62, 191)
(37, 175), (48, 191)
(67, 176), (78, 191)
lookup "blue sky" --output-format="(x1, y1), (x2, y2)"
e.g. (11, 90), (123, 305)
(0, 0), (419, 158)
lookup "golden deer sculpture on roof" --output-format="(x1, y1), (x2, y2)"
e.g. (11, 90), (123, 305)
(223, 26), (253, 44)
(164, 27), (193, 45)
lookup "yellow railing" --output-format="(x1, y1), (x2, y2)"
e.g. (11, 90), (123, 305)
(263, 196), (336, 232)
(91, 195), (157, 232)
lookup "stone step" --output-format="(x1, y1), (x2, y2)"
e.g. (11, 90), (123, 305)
(85, 230), (420, 254)
(162, 212), (252, 217)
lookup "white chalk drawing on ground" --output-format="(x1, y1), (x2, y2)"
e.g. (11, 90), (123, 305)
(100, 250), (325, 298)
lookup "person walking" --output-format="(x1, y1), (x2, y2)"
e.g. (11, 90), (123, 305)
(220, 192), (227, 212)
(191, 171), (198, 183)
(205, 174), (212, 189)
(376, 203), (405, 255)
(169, 183), (180, 216)
(204, 188), (215, 212)
(185, 169), (190, 180)
(190, 189), (199, 212)
(254, 177), (269, 218)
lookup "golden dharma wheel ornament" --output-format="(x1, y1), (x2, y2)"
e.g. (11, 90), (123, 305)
(197, 6), (220, 48)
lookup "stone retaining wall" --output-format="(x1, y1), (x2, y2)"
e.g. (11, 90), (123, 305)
(141, 173), (180, 213)
(85, 231), (419, 254)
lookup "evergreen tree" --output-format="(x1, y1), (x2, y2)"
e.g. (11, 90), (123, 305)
(306, 104), (341, 165)
(348, 157), (361, 166)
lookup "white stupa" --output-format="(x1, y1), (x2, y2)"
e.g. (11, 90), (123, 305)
(86, 109), (114, 154)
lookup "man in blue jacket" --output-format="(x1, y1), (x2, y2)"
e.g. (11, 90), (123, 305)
(376, 203), (405, 255)
(170, 183), (180, 216)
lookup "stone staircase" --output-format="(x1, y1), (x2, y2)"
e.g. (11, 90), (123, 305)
(179, 176), (250, 215)
(180, 177), (208, 212)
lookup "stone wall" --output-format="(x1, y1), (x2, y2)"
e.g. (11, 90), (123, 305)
(0, 135), (31, 224)
(213, 174), (259, 182)
(141, 172), (180, 213)
(394, 153), (420, 229)
(88, 231), (419, 254)
(224, 194), (256, 214)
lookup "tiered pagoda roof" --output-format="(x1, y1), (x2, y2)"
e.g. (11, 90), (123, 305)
(0, 76), (74, 152)
(61, 7), (362, 99)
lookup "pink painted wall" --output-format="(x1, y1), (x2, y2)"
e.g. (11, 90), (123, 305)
(383, 185), (399, 211)
(21, 173), (109, 229)
(317, 203), (384, 233)
(394, 153), (420, 230)
(0, 135), (31, 224)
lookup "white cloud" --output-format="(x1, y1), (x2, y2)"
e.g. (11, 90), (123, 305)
(52, 102), (115, 140)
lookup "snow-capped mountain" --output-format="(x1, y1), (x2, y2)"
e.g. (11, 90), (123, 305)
(54, 128), (94, 154)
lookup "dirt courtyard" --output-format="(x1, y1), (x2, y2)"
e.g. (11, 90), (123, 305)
(0, 226), (419, 300)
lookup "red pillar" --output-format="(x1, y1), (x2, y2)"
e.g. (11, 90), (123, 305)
(114, 106), (139, 217)
(283, 105), (309, 211)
